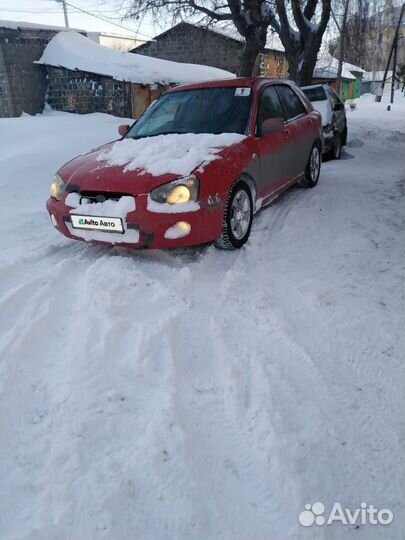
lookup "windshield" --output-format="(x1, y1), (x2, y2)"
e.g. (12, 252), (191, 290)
(126, 87), (252, 139)
(302, 86), (327, 102)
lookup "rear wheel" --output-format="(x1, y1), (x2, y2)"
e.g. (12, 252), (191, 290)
(329, 133), (342, 160)
(214, 180), (253, 250)
(301, 144), (321, 188)
(342, 124), (348, 146)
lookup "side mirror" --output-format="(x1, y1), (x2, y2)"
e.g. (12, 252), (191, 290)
(260, 117), (284, 137)
(333, 102), (344, 112)
(118, 124), (130, 137)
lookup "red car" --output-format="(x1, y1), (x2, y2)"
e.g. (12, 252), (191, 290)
(47, 77), (323, 250)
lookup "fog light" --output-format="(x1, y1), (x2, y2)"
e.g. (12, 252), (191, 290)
(164, 221), (191, 239)
(50, 214), (58, 227)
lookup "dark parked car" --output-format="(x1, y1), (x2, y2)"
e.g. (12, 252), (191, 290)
(302, 84), (347, 159)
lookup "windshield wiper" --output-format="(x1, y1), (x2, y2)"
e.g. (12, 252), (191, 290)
(130, 130), (187, 140)
(157, 130), (188, 135)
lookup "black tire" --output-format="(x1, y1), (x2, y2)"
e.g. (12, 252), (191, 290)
(342, 124), (348, 146)
(329, 133), (342, 160)
(214, 180), (253, 250)
(301, 143), (321, 188)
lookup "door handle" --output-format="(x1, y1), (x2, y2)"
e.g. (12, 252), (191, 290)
(283, 128), (291, 139)
(306, 118), (313, 126)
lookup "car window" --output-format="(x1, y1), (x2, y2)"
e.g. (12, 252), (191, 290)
(326, 87), (343, 108)
(276, 85), (307, 120)
(302, 86), (327, 102)
(256, 86), (284, 134)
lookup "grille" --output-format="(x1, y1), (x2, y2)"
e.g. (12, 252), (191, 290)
(78, 191), (133, 203)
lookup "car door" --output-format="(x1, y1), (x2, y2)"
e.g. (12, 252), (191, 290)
(275, 84), (313, 180)
(327, 87), (346, 135)
(254, 84), (294, 199)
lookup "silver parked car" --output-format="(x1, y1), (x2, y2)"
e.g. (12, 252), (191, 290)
(301, 84), (347, 159)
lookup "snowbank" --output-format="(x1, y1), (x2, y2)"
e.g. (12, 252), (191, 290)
(36, 31), (235, 85)
(97, 132), (246, 176)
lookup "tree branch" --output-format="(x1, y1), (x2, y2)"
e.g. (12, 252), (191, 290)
(291, 0), (311, 37)
(319, 0), (331, 33)
(303, 0), (318, 21)
(188, 0), (233, 20)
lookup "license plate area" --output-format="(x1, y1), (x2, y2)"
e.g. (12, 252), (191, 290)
(70, 214), (124, 234)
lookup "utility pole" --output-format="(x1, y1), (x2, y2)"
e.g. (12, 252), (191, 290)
(390, 31), (398, 105)
(57, 0), (69, 28)
(377, 2), (404, 103)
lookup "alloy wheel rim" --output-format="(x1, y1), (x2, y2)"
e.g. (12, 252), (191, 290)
(230, 190), (251, 240)
(310, 147), (320, 181)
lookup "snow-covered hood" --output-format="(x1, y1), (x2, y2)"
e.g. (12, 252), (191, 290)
(58, 133), (246, 194)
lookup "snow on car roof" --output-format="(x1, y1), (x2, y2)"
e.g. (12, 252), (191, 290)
(36, 31), (236, 86)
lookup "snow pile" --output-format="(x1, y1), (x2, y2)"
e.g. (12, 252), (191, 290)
(36, 31), (235, 85)
(97, 132), (246, 177)
(66, 192), (135, 216)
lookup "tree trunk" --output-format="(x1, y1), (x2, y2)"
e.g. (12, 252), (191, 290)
(238, 38), (262, 76)
(299, 35), (323, 85)
(284, 34), (323, 85)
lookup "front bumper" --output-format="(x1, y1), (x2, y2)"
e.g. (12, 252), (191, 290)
(47, 193), (222, 249)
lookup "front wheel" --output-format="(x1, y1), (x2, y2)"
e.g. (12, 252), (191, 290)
(214, 180), (253, 250)
(302, 144), (321, 188)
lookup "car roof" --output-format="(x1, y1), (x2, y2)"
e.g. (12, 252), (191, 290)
(168, 77), (292, 93)
(301, 84), (328, 90)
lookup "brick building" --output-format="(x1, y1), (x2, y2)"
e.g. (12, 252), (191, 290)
(0, 22), (63, 117)
(132, 22), (287, 78)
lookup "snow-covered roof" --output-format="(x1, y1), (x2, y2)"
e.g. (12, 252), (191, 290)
(314, 56), (365, 80)
(343, 60), (365, 74)
(0, 19), (85, 33)
(36, 31), (235, 85)
(363, 70), (393, 82)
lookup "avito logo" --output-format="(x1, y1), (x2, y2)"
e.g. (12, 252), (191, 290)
(298, 502), (393, 527)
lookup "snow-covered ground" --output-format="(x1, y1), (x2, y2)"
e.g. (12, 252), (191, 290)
(0, 95), (404, 540)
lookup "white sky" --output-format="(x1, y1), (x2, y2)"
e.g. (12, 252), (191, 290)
(0, 0), (165, 39)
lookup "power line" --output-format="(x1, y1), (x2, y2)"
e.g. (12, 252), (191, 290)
(60, 1), (155, 38)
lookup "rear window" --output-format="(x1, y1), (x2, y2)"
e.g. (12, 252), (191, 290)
(302, 86), (327, 102)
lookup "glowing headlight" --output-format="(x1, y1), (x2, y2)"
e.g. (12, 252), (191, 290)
(50, 173), (66, 200)
(150, 175), (199, 205)
(167, 185), (190, 204)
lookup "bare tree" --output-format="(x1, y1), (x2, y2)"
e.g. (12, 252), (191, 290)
(335, 0), (350, 93)
(125, 0), (331, 83)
